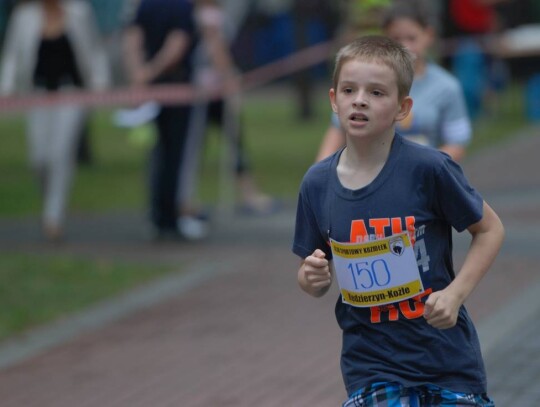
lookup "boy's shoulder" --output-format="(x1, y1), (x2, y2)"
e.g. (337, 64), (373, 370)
(298, 151), (342, 202)
(397, 134), (453, 170)
(302, 150), (338, 186)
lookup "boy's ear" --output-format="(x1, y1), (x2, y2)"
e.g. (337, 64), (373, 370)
(329, 88), (338, 113)
(395, 96), (413, 122)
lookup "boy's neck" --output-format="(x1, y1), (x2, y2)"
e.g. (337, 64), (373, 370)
(337, 131), (395, 190)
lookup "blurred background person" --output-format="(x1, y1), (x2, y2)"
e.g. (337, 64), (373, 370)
(75, 0), (128, 167)
(122, 0), (197, 241)
(443, 0), (512, 119)
(384, 0), (472, 161)
(290, 0), (340, 119)
(177, 0), (278, 240)
(0, 0), (110, 242)
(317, 0), (472, 163)
(0, 0), (17, 46)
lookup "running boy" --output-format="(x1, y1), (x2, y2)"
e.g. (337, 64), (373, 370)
(292, 36), (504, 406)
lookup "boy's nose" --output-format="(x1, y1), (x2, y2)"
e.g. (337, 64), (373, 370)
(353, 98), (368, 108)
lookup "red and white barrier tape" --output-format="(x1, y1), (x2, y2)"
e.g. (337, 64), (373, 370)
(0, 41), (334, 114)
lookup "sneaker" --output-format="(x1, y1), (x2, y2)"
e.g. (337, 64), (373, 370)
(177, 215), (209, 241)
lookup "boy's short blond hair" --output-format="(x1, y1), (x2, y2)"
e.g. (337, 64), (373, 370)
(332, 35), (414, 101)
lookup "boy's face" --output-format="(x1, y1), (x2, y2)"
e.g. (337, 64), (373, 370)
(330, 59), (411, 141)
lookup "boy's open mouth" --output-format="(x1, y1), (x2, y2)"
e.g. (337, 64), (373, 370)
(350, 113), (368, 122)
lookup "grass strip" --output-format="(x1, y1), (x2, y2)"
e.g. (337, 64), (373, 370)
(0, 253), (174, 341)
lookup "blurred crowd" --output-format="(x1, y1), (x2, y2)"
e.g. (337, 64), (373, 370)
(0, 0), (538, 243)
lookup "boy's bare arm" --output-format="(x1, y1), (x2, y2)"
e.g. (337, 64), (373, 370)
(298, 249), (332, 298)
(424, 201), (505, 329)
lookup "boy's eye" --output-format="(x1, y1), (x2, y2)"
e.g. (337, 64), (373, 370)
(372, 90), (383, 96)
(342, 88), (353, 94)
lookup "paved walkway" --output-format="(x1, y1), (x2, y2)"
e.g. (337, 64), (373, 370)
(0, 126), (539, 406)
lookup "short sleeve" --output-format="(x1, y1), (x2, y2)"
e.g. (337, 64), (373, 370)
(292, 180), (331, 260)
(433, 156), (483, 232)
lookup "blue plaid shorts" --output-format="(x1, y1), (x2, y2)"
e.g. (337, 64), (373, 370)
(343, 382), (495, 407)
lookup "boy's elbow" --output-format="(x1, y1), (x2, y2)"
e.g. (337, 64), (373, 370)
(479, 202), (505, 243)
(485, 210), (505, 253)
(488, 204), (505, 243)
(495, 216), (505, 246)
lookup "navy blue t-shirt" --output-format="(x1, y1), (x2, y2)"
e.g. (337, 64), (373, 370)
(132, 0), (196, 83)
(293, 134), (487, 396)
